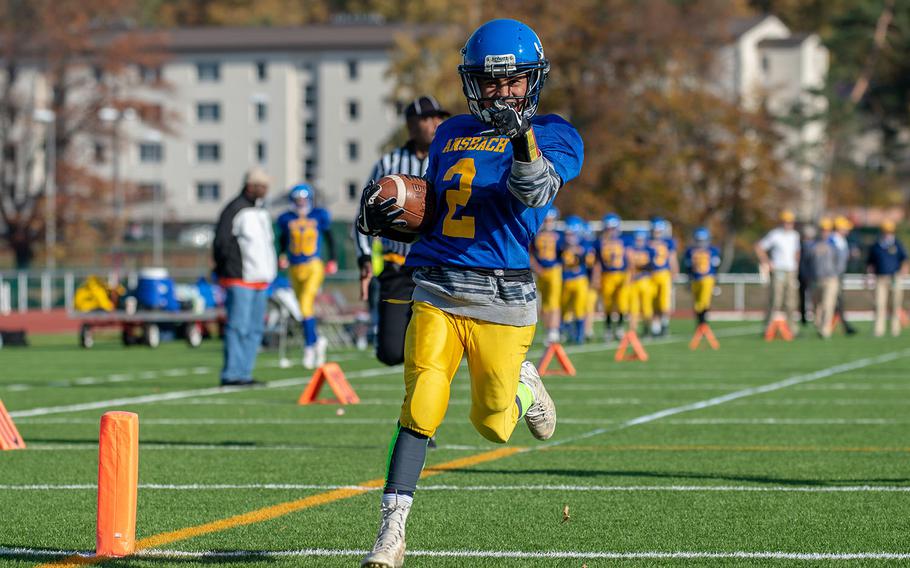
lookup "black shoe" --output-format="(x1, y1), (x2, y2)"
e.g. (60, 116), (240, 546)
(220, 379), (265, 387)
(427, 436), (437, 449)
(845, 327), (858, 336)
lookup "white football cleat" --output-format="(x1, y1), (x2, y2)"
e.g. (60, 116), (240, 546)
(315, 336), (328, 367)
(302, 346), (316, 369)
(361, 496), (410, 568)
(519, 360), (556, 440)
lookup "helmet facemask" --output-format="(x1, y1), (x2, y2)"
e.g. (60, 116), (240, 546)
(459, 55), (549, 127)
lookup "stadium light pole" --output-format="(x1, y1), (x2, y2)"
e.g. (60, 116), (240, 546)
(99, 106), (137, 265)
(33, 109), (56, 271)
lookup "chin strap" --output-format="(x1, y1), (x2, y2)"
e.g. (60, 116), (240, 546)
(511, 127), (541, 163)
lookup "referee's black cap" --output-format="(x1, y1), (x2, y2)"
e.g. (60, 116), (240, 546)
(404, 95), (450, 119)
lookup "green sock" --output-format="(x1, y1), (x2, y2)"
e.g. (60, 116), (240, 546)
(516, 382), (535, 419)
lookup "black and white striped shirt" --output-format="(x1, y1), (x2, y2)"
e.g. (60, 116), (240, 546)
(353, 141), (428, 264)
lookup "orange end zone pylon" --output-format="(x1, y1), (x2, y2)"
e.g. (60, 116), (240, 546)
(764, 317), (793, 341)
(689, 323), (720, 351)
(615, 330), (648, 362)
(298, 362), (360, 405)
(97, 411), (139, 557)
(537, 343), (576, 376)
(0, 399), (25, 450)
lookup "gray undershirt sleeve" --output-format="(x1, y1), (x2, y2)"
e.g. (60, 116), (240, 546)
(507, 157), (562, 208)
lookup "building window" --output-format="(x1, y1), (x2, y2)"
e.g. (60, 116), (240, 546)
(94, 141), (106, 164)
(196, 62), (221, 82)
(196, 142), (221, 162)
(762, 55), (770, 73)
(196, 102), (221, 123)
(256, 61), (267, 81)
(255, 102), (267, 122)
(347, 181), (358, 200)
(139, 142), (163, 163)
(395, 101), (405, 116)
(93, 66), (104, 83)
(255, 141), (266, 163)
(305, 121), (316, 143)
(2, 143), (15, 162)
(304, 84), (316, 108)
(137, 182), (163, 202)
(347, 100), (359, 121)
(347, 141), (359, 162)
(347, 59), (359, 80)
(139, 65), (161, 84)
(304, 158), (316, 181)
(196, 182), (221, 202)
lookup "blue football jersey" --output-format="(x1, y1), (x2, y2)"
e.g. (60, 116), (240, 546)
(532, 229), (562, 269)
(685, 245), (721, 280)
(598, 236), (627, 272)
(405, 113), (584, 270)
(560, 242), (594, 280)
(277, 207), (331, 265)
(649, 237), (676, 271)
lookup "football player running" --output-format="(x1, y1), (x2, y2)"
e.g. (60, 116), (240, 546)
(683, 227), (721, 329)
(530, 206), (563, 344)
(276, 184), (336, 368)
(356, 18), (583, 568)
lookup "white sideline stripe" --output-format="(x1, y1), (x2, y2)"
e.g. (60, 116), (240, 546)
(1, 547), (908, 561)
(3, 483), (910, 493)
(7, 366), (401, 418)
(541, 348), (910, 448)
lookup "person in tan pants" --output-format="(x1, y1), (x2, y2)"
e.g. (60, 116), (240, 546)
(810, 218), (839, 339)
(866, 220), (908, 337)
(756, 210), (801, 332)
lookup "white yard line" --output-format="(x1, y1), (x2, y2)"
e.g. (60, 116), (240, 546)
(1, 547), (908, 561)
(3, 483), (909, 493)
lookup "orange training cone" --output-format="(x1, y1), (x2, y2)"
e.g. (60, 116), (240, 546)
(689, 323), (719, 351)
(764, 317), (793, 341)
(298, 363), (360, 405)
(0, 400), (25, 450)
(615, 330), (649, 362)
(900, 309), (910, 328)
(97, 411), (139, 557)
(537, 343), (576, 376)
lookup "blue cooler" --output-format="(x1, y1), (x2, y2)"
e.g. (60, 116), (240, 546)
(135, 268), (179, 311)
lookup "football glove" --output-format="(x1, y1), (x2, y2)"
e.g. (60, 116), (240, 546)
(356, 181), (406, 236)
(487, 100), (531, 138)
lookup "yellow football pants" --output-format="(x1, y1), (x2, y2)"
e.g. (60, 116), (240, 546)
(561, 277), (589, 320)
(692, 277), (715, 313)
(536, 266), (562, 311)
(628, 277), (654, 319)
(651, 269), (672, 314)
(601, 272), (629, 314)
(289, 259), (325, 318)
(400, 301), (535, 443)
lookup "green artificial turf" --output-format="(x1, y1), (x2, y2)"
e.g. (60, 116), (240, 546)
(1, 323), (909, 567)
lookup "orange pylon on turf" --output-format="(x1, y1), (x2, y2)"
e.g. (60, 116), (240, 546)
(537, 343), (576, 376)
(764, 317), (793, 341)
(297, 362), (360, 405)
(615, 331), (649, 362)
(0, 399), (25, 450)
(899, 309), (909, 328)
(689, 323), (720, 351)
(830, 313), (843, 334)
(97, 411), (139, 557)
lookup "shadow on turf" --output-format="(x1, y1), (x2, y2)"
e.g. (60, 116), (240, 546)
(470, 468), (910, 486)
(0, 547), (280, 565)
(27, 437), (381, 450)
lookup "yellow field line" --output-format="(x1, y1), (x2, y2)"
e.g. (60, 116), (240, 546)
(36, 446), (523, 568)
(542, 444), (910, 453)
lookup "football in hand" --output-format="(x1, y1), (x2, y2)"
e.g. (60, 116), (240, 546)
(373, 175), (436, 234)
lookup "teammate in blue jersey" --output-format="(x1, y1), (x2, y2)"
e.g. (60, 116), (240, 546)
(559, 216), (594, 344)
(627, 229), (657, 336)
(596, 213), (629, 341)
(530, 206), (563, 344)
(356, 18), (583, 568)
(648, 217), (678, 336)
(683, 227), (722, 328)
(276, 184), (336, 369)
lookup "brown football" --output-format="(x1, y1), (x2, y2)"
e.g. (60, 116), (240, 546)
(374, 174), (436, 234)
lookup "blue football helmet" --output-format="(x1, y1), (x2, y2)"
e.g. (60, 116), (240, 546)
(564, 215), (585, 233)
(289, 183), (312, 204)
(651, 216), (668, 235)
(694, 227), (710, 243)
(633, 229), (648, 244)
(545, 205), (560, 221)
(458, 19), (550, 127)
(602, 213), (621, 231)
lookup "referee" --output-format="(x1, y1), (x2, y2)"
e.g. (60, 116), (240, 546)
(354, 95), (449, 366)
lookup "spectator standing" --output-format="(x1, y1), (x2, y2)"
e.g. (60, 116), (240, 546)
(213, 167), (277, 386)
(810, 218), (839, 339)
(867, 220), (908, 337)
(755, 210), (801, 332)
(831, 216), (857, 335)
(798, 224), (817, 326)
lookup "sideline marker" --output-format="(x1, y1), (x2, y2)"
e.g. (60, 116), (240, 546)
(96, 411), (139, 557)
(0, 399), (25, 450)
(298, 363), (360, 405)
(537, 343), (576, 376)
(764, 317), (793, 342)
(615, 330), (649, 362)
(689, 323), (720, 351)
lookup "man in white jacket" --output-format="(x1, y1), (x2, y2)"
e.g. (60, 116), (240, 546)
(213, 167), (277, 386)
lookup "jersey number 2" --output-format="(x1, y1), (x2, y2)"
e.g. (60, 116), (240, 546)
(441, 158), (475, 239)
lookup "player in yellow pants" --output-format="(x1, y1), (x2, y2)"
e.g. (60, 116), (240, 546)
(560, 216), (594, 344)
(649, 217), (678, 336)
(596, 213), (629, 341)
(531, 207), (563, 344)
(684, 227), (721, 327)
(627, 229), (656, 335)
